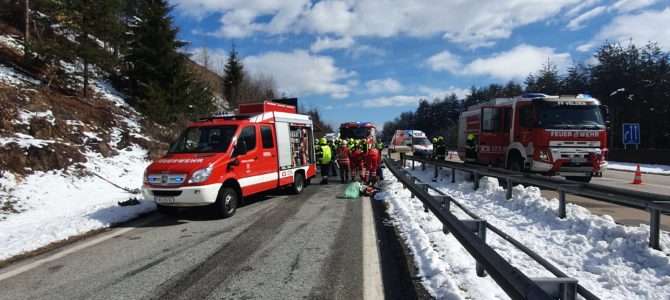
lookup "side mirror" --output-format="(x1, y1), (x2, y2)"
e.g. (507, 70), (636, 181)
(233, 140), (248, 156)
(600, 105), (611, 128)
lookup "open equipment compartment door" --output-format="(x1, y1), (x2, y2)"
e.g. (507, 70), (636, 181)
(276, 121), (292, 170)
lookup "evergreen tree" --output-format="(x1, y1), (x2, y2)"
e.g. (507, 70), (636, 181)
(561, 64), (590, 95)
(223, 44), (244, 107)
(125, 0), (214, 123)
(526, 61), (561, 94)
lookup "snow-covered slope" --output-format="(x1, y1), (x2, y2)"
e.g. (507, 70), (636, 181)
(378, 166), (670, 299)
(0, 33), (161, 262)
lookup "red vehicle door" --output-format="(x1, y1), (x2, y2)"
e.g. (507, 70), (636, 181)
(479, 106), (511, 165)
(233, 125), (267, 196)
(256, 124), (279, 190)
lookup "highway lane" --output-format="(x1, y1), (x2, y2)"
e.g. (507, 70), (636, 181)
(592, 169), (670, 196)
(0, 183), (388, 300)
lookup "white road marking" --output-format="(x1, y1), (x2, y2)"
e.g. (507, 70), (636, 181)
(362, 197), (384, 300)
(0, 214), (161, 282)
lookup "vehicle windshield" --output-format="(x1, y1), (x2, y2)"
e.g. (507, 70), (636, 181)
(340, 127), (372, 139)
(169, 125), (238, 153)
(536, 103), (604, 129)
(413, 137), (431, 145)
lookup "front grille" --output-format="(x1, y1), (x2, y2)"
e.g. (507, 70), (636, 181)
(152, 190), (182, 197)
(147, 174), (187, 186)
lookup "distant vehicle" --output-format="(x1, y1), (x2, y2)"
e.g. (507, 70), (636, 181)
(323, 133), (338, 143)
(143, 101), (316, 218)
(457, 93), (608, 182)
(339, 122), (377, 145)
(389, 130), (433, 157)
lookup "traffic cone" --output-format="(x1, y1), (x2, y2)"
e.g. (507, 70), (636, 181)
(631, 164), (643, 184)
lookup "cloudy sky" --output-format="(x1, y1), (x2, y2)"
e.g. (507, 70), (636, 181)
(170, 0), (670, 128)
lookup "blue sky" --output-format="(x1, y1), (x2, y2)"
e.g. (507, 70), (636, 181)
(168, 0), (669, 129)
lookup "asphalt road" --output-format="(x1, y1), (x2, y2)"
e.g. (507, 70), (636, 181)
(0, 182), (398, 300)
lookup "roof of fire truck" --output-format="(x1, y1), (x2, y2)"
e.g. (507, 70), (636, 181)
(467, 93), (600, 110)
(190, 101), (312, 127)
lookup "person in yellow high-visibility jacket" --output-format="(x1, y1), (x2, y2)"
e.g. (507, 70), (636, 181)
(316, 138), (333, 184)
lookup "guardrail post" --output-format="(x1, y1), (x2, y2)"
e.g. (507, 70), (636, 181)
(558, 190), (567, 219)
(422, 160), (426, 171)
(505, 178), (513, 199)
(412, 159), (415, 170)
(532, 278), (578, 300)
(417, 183), (429, 212)
(451, 168), (456, 183)
(433, 164), (439, 181)
(473, 172), (480, 190)
(649, 208), (661, 250)
(462, 220), (487, 277)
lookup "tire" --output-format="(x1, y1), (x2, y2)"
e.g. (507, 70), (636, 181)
(216, 187), (238, 218)
(291, 172), (305, 194)
(566, 176), (592, 183)
(157, 204), (178, 216)
(508, 156), (522, 172)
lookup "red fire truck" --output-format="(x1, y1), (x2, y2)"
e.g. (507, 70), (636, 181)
(457, 93), (608, 182)
(339, 122), (377, 145)
(142, 101), (317, 218)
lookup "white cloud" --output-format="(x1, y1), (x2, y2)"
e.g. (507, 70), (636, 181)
(592, 8), (670, 50)
(426, 50), (462, 73)
(611, 0), (659, 13)
(427, 44), (571, 80)
(173, 0), (582, 48)
(418, 86), (470, 100)
(310, 36), (354, 53)
(565, 0), (601, 17)
(567, 6), (607, 30)
(243, 50), (355, 98)
(361, 95), (425, 108)
(365, 78), (404, 94)
(359, 85), (470, 108)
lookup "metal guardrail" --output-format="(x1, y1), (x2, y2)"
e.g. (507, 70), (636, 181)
(403, 156), (670, 250)
(384, 158), (573, 300)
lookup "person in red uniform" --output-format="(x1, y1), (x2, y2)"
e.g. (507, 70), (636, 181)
(337, 140), (351, 183)
(350, 141), (364, 181)
(365, 143), (381, 185)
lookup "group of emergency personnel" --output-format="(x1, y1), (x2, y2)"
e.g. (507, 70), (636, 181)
(315, 137), (384, 185)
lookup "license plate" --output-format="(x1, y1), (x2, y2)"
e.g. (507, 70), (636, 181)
(155, 196), (175, 203)
(572, 157), (587, 163)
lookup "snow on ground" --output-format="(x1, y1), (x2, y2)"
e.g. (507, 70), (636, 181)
(0, 64), (40, 86)
(608, 161), (670, 175)
(0, 146), (154, 261)
(378, 165), (670, 300)
(0, 34), (24, 55)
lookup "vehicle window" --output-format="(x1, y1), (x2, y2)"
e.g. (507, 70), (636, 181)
(503, 108), (512, 131)
(239, 125), (257, 151)
(536, 103), (604, 129)
(519, 105), (534, 128)
(169, 126), (237, 153)
(482, 108), (500, 132)
(261, 126), (274, 148)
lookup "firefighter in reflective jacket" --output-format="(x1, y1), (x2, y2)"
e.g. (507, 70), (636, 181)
(432, 136), (447, 160)
(316, 138), (333, 184)
(337, 140), (351, 182)
(365, 143), (381, 185)
(465, 133), (477, 162)
(350, 141), (364, 181)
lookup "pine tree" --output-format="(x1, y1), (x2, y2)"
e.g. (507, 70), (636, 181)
(223, 44), (245, 107)
(125, 0), (214, 123)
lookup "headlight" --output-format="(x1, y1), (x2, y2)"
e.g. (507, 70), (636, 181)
(539, 150), (551, 162)
(189, 165), (213, 183)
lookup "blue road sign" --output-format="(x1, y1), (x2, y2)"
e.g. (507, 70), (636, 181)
(623, 123), (640, 145)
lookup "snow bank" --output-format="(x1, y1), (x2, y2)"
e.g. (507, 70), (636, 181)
(0, 146), (154, 261)
(380, 166), (670, 299)
(608, 161), (670, 175)
(0, 64), (40, 87)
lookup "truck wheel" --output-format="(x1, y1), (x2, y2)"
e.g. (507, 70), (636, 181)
(217, 187), (238, 218)
(566, 176), (592, 183)
(291, 172), (305, 194)
(157, 204), (178, 216)
(508, 156), (522, 172)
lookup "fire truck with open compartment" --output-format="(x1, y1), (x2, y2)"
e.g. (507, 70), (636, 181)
(142, 101), (317, 218)
(457, 93), (609, 182)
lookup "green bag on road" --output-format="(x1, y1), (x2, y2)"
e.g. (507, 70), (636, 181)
(343, 182), (362, 199)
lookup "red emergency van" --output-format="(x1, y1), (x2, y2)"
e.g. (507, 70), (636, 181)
(457, 93), (608, 182)
(142, 101), (317, 218)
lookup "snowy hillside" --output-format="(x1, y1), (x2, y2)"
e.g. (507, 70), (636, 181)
(0, 33), (161, 262)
